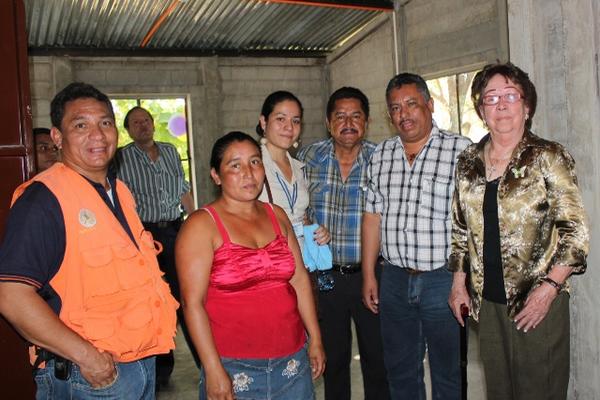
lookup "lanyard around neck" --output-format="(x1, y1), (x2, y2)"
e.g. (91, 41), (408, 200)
(275, 171), (298, 215)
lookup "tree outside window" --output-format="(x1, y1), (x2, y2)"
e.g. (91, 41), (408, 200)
(111, 97), (191, 182)
(427, 71), (487, 142)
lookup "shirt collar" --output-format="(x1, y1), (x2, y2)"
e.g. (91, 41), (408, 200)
(322, 138), (370, 166)
(393, 119), (440, 146)
(475, 129), (538, 156)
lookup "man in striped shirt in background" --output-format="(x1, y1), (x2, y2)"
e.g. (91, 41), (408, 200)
(113, 106), (195, 389)
(361, 73), (471, 399)
(298, 87), (389, 400)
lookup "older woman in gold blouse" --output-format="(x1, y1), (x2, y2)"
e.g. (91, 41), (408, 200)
(448, 62), (589, 400)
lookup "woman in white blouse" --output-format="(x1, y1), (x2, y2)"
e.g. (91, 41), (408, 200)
(256, 91), (330, 250)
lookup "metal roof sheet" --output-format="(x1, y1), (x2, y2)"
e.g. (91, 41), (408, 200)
(25, 0), (390, 55)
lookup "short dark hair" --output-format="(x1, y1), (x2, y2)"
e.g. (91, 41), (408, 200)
(256, 91), (303, 136)
(326, 87), (370, 119)
(385, 73), (431, 104)
(33, 127), (51, 136)
(210, 131), (261, 171)
(50, 82), (114, 130)
(124, 106), (154, 130)
(471, 62), (537, 130)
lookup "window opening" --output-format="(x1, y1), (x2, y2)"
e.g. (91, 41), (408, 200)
(111, 97), (191, 183)
(427, 71), (487, 142)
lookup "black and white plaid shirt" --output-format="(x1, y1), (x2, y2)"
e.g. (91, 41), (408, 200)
(365, 122), (471, 271)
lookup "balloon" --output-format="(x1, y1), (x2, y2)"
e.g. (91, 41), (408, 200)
(168, 114), (187, 137)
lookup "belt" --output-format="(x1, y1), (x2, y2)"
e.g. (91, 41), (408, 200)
(401, 267), (423, 275)
(331, 263), (361, 275)
(143, 219), (181, 229)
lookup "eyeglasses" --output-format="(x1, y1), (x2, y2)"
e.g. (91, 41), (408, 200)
(482, 92), (523, 106)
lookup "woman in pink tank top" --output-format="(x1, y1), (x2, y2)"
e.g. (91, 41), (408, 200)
(176, 132), (325, 400)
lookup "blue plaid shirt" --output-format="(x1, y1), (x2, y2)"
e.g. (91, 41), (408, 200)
(297, 138), (376, 265)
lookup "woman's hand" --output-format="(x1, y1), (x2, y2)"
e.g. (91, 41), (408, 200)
(313, 225), (330, 245)
(308, 339), (326, 380)
(513, 283), (558, 333)
(448, 272), (470, 327)
(205, 367), (234, 400)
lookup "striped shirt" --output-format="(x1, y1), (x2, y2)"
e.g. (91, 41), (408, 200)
(365, 122), (471, 271)
(297, 138), (376, 265)
(114, 142), (190, 223)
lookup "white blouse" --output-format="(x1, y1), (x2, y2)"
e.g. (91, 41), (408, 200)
(259, 144), (310, 247)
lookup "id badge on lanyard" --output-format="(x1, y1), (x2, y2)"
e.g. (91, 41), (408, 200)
(292, 222), (304, 239)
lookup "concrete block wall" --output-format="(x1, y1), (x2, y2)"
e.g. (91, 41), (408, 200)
(324, 0), (507, 145)
(327, 19), (396, 144)
(508, 0), (600, 398)
(29, 57), (59, 129)
(403, 0), (508, 77)
(218, 57), (327, 147)
(28, 55), (327, 205)
(69, 56), (219, 206)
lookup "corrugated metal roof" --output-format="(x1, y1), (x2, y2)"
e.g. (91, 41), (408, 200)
(24, 0), (390, 55)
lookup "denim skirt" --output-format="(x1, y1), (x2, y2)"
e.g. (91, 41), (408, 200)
(199, 344), (315, 400)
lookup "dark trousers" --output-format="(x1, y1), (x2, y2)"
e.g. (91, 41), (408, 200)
(479, 294), (570, 400)
(143, 221), (201, 383)
(318, 264), (390, 400)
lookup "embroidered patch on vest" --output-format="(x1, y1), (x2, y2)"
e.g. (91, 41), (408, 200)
(79, 208), (97, 228)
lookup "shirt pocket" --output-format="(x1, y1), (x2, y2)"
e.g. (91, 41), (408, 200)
(346, 185), (368, 213)
(309, 182), (330, 203)
(418, 175), (453, 220)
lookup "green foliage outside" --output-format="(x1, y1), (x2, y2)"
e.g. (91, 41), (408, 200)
(110, 98), (191, 182)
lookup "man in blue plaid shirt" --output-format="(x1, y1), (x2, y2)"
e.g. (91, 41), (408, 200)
(297, 87), (389, 400)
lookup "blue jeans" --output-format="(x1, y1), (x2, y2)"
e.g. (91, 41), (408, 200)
(199, 344), (315, 400)
(35, 356), (155, 400)
(379, 261), (461, 400)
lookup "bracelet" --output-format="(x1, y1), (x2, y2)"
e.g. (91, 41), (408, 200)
(541, 276), (563, 292)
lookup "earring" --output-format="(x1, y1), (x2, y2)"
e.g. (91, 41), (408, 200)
(292, 141), (299, 149)
(525, 113), (529, 120)
(260, 137), (268, 145)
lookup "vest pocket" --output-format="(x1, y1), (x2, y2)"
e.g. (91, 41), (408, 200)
(81, 247), (121, 297)
(69, 298), (158, 357)
(112, 244), (153, 289)
(140, 230), (162, 255)
(118, 299), (158, 353)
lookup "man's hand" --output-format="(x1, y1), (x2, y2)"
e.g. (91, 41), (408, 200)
(313, 225), (331, 245)
(361, 212), (381, 314)
(362, 274), (380, 314)
(78, 350), (117, 388)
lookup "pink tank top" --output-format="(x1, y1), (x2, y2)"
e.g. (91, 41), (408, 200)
(203, 203), (305, 358)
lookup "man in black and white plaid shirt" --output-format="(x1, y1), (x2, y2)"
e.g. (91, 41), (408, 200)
(361, 73), (471, 399)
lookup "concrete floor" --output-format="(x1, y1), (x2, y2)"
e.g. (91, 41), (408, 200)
(157, 323), (487, 399)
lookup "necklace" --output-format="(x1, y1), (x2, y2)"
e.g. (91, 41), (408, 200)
(486, 144), (512, 180)
(406, 152), (417, 164)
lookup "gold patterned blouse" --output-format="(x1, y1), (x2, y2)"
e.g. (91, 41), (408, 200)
(448, 131), (589, 320)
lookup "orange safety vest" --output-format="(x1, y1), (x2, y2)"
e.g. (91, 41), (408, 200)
(13, 163), (178, 363)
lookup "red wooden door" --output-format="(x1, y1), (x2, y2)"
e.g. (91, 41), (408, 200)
(0, 0), (37, 397)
